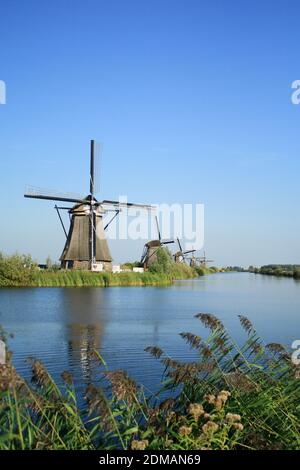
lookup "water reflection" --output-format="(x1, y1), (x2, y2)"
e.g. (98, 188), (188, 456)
(1, 274), (300, 395)
(62, 288), (106, 383)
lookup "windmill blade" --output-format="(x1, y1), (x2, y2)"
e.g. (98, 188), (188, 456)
(24, 194), (85, 204)
(177, 238), (183, 252)
(103, 210), (120, 231)
(54, 205), (68, 238)
(161, 240), (174, 245)
(90, 140), (102, 195)
(101, 200), (153, 211)
(90, 140), (95, 197)
(183, 249), (196, 255)
(24, 186), (85, 204)
(155, 216), (161, 241)
(140, 245), (148, 264)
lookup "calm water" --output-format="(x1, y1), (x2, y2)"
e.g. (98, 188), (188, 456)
(0, 273), (299, 396)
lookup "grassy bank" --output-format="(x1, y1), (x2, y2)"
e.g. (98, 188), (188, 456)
(249, 264), (300, 279)
(32, 270), (174, 287)
(0, 251), (198, 287)
(0, 313), (299, 450)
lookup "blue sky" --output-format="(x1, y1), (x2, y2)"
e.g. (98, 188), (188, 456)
(0, 0), (300, 266)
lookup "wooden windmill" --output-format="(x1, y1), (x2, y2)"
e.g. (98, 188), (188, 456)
(199, 251), (214, 268)
(187, 252), (200, 268)
(140, 216), (174, 269)
(185, 250), (214, 268)
(25, 140), (152, 271)
(174, 238), (196, 264)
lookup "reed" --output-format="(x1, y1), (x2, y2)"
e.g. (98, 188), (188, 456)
(31, 270), (174, 287)
(0, 313), (299, 450)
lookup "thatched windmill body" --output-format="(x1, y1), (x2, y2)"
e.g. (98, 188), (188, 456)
(25, 140), (152, 271)
(141, 216), (174, 269)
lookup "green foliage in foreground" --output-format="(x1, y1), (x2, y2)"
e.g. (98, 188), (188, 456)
(249, 264), (300, 279)
(1, 314), (299, 450)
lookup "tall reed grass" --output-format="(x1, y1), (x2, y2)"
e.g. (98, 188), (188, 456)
(1, 313), (299, 450)
(31, 270), (175, 287)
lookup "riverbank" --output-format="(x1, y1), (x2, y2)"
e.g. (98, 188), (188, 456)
(249, 264), (300, 279)
(0, 312), (299, 450)
(30, 268), (195, 287)
(0, 251), (216, 287)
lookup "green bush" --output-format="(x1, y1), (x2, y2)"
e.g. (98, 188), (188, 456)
(0, 253), (38, 287)
(148, 247), (173, 275)
(293, 268), (300, 279)
(148, 247), (197, 279)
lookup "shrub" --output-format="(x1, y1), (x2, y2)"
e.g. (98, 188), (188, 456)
(148, 247), (197, 279)
(0, 252), (38, 287)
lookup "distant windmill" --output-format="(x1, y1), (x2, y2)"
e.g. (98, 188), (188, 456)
(199, 251), (214, 268)
(25, 140), (153, 271)
(174, 238), (196, 263)
(141, 216), (174, 268)
(186, 251), (201, 268)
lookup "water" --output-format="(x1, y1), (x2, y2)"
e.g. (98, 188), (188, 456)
(0, 273), (299, 397)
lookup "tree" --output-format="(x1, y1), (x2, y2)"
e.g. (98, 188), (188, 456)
(148, 247), (173, 274)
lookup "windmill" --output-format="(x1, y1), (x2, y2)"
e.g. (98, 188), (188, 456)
(25, 140), (153, 271)
(199, 251), (214, 268)
(187, 251), (201, 268)
(174, 238), (196, 264)
(140, 216), (174, 269)
(185, 250), (214, 268)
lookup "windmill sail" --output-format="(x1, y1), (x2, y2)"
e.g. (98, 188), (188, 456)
(24, 186), (84, 204)
(174, 238), (196, 263)
(92, 140), (102, 195)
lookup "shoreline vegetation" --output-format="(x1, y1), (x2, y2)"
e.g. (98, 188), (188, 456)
(0, 313), (299, 450)
(2, 252), (300, 287)
(0, 250), (231, 288)
(249, 264), (300, 280)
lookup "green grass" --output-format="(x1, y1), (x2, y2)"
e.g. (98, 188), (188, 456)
(30, 270), (175, 287)
(30, 268), (197, 287)
(0, 313), (299, 450)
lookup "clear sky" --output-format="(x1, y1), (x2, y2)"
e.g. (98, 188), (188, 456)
(0, 0), (300, 266)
